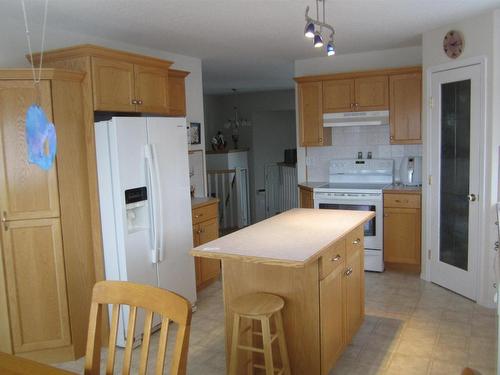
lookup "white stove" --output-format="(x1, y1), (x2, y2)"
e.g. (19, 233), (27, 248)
(313, 159), (394, 272)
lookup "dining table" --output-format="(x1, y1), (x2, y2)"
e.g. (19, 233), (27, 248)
(0, 352), (76, 374)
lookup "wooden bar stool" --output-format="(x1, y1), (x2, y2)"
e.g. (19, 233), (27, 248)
(229, 293), (291, 375)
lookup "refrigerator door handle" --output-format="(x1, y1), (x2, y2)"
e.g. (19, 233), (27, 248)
(145, 144), (159, 263)
(150, 144), (165, 262)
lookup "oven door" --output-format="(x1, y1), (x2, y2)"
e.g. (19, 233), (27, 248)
(313, 193), (382, 250)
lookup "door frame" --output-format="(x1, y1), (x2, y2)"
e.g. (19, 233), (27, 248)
(423, 56), (487, 301)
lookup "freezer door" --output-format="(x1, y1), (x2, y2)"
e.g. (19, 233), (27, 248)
(146, 117), (197, 304)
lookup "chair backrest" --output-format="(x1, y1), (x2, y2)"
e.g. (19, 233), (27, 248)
(84, 281), (192, 375)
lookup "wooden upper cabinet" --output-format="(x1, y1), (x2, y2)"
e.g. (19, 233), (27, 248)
(323, 79), (355, 113)
(0, 81), (60, 221)
(134, 65), (169, 114)
(168, 69), (189, 116)
(298, 81), (331, 147)
(389, 72), (422, 144)
(354, 75), (389, 111)
(2, 218), (71, 353)
(91, 57), (135, 112)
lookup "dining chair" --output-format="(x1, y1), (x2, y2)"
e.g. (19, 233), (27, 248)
(84, 280), (192, 375)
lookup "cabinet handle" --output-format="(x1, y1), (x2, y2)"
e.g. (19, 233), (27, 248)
(331, 254), (342, 262)
(2, 211), (7, 231)
(345, 267), (353, 277)
(352, 238), (361, 245)
(319, 137), (323, 143)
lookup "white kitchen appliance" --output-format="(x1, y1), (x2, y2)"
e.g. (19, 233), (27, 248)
(323, 110), (389, 127)
(313, 159), (394, 272)
(95, 117), (197, 347)
(399, 156), (422, 186)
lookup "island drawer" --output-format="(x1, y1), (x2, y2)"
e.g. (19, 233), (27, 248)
(384, 193), (421, 209)
(319, 239), (346, 280)
(192, 203), (218, 225)
(346, 226), (364, 261)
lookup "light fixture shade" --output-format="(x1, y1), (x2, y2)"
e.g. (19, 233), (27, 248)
(313, 32), (323, 48)
(304, 22), (315, 38)
(327, 41), (336, 56)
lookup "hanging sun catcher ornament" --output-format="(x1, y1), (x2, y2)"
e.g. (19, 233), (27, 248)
(21, 0), (57, 171)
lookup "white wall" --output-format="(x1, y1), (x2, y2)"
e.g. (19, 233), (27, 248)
(293, 45), (423, 183)
(422, 10), (499, 308)
(0, 17), (207, 190)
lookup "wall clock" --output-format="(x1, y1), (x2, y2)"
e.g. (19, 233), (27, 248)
(443, 30), (464, 59)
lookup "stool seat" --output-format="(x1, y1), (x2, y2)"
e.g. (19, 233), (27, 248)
(230, 293), (285, 316)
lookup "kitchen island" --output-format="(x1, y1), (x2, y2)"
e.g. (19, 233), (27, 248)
(190, 208), (374, 375)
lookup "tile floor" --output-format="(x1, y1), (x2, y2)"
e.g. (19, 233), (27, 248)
(56, 271), (497, 374)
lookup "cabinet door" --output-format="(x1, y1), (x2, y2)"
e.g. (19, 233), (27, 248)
(199, 218), (221, 281)
(168, 74), (187, 116)
(1, 218), (71, 353)
(298, 81), (330, 146)
(134, 65), (169, 114)
(389, 72), (422, 144)
(344, 246), (363, 342)
(323, 79), (355, 113)
(383, 207), (421, 264)
(354, 76), (389, 111)
(0, 81), (60, 221)
(300, 188), (314, 208)
(320, 264), (345, 375)
(91, 57), (135, 112)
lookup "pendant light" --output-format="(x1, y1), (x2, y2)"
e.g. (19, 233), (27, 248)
(304, 0), (336, 56)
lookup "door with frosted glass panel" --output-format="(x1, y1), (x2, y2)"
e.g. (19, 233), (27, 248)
(430, 64), (481, 300)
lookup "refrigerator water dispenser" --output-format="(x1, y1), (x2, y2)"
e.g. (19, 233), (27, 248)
(125, 187), (149, 233)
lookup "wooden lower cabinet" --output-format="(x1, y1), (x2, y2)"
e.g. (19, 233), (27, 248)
(223, 224), (366, 375)
(192, 199), (220, 290)
(320, 262), (345, 373)
(1, 219), (71, 354)
(299, 186), (314, 208)
(383, 192), (422, 270)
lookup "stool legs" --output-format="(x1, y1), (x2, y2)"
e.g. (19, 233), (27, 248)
(274, 311), (291, 375)
(260, 316), (275, 375)
(229, 313), (241, 375)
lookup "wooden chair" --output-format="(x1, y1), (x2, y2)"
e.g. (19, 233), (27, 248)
(84, 280), (192, 375)
(229, 293), (291, 375)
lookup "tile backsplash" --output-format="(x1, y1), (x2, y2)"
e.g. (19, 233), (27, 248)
(306, 125), (422, 181)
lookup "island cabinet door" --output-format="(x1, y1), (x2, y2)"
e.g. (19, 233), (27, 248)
(344, 245), (364, 341)
(320, 263), (345, 375)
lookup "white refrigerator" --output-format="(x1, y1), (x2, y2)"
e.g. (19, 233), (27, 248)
(95, 117), (197, 346)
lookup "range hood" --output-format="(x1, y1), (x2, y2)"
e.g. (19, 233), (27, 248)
(323, 110), (389, 127)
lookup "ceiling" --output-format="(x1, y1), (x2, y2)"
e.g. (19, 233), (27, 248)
(3, 0), (499, 94)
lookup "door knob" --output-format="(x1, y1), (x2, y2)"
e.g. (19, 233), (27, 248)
(467, 194), (477, 202)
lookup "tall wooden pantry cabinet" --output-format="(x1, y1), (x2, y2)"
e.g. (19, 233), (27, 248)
(0, 70), (95, 363)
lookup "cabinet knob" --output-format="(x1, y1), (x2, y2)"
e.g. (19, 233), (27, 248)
(390, 135), (394, 140)
(352, 238), (361, 245)
(384, 213), (389, 217)
(331, 254), (342, 262)
(345, 267), (353, 277)
(137, 99), (143, 105)
(131, 99), (138, 104)
(194, 213), (203, 219)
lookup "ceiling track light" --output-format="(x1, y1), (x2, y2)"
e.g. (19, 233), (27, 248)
(304, 0), (336, 56)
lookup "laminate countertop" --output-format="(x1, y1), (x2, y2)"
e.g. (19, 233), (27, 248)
(190, 208), (374, 267)
(191, 197), (219, 209)
(383, 184), (422, 194)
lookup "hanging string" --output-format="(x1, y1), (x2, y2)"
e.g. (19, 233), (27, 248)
(21, 0), (49, 87)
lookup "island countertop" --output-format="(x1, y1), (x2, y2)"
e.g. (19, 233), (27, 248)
(190, 208), (374, 267)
